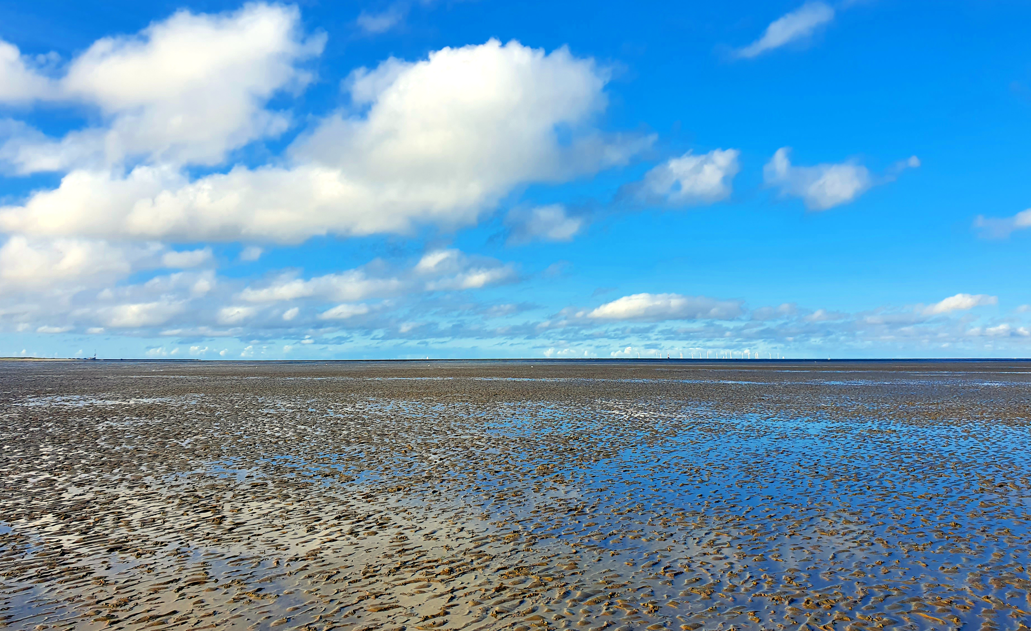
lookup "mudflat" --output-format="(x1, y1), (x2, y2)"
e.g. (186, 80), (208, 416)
(1, 360), (1030, 630)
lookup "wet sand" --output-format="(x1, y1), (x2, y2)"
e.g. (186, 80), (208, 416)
(2, 360), (1030, 630)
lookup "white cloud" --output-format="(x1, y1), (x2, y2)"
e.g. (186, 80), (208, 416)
(966, 324), (1029, 338)
(0, 39), (651, 244)
(636, 149), (740, 204)
(239, 246), (264, 261)
(974, 208), (1031, 239)
(588, 293), (743, 322)
(100, 301), (184, 328)
(505, 204), (584, 244)
(763, 147), (872, 210)
(37, 325), (72, 334)
(484, 303), (525, 318)
(161, 247), (212, 268)
(427, 267), (515, 291)
(610, 346), (662, 358)
(543, 347), (591, 358)
(318, 303), (370, 320)
(189, 273), (216, 297)
(804, 308), (848, 322)
(414, 249), (458, 275)
(986, 324), (1014, 337)
(0, 40), (57, 102)
(0, 4), (324, 173)
(0, 236), (148, 288)
(0, 247), (521, 338)
(356, 6), (407, 34)
(232, 249), (515, 317)
(922, 293), (998, 316)
(216, 305), (256, 324)
(239, 269), (402, 303)
(751, 303), (798, 321)
(736, 3), (835, 59)
(133, 270), (215, 299)
(416, 249), (517, 290)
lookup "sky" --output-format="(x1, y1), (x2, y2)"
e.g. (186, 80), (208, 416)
(0, 0), (1030, 360)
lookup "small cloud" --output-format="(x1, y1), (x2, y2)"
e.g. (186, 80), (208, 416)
(86, 327), (105, 334)
(736, 2), (835, 59)
(356, 5), (407, 34)
(764, 147), (872, 210)
(191, 274), (215, 297)
(505, 204), (584, 244)
(610, 346), (661, 358)
(543, 347), (591, 358)
(418, 249), (518, 290)
(543, 261), (571, 278)
(319, 303), (370, 320)
(974, 209), (1031, 239)
(986, 324), (1012, 337)
(885, 155), (921, 178)
(751, 303), (798, 321)
(145, 347), (168, 357)
(282, 307), (299, 321)
(161, 248), (212, 268)
(217, 306), (256, 325)
(764, 148), (919, 211)
(804, 308), (848, 322)
(36, 325), (72, 334)
(968, 324), (1029, 338)
(484, 303), (533, 318)
(102, 302), (184, 328)
(632, 149), (740, 205)
(922, 293), (998, 316)
(588, 293), (743, 322)
(239, 246), (264, 262)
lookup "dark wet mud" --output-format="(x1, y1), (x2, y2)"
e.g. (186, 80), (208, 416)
(2, 360), (1030, 630)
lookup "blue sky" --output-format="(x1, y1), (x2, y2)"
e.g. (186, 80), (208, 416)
(1, 0), (1029, 359)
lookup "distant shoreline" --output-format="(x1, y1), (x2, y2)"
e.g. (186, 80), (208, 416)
(1, 357), (1029, 363)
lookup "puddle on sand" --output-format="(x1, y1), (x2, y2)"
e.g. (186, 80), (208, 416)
(1, 360), (1030, 630)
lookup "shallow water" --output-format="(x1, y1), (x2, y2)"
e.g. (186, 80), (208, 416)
(1, 360), (1030, 630)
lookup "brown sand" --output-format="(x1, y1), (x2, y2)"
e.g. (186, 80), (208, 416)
(1, 360), (1030, 630)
